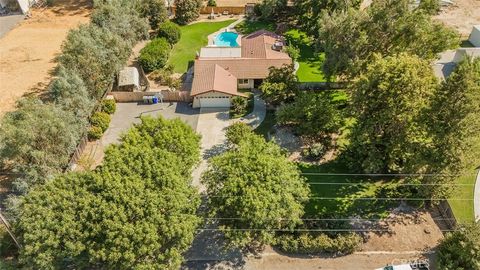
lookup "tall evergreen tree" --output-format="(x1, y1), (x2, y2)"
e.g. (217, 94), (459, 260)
(347, 53), (437, 173)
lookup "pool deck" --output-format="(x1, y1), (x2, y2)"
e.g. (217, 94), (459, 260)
(207, 18), (244, 46)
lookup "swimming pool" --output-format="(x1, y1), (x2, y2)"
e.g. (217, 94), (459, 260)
(214, 31), (239, 47)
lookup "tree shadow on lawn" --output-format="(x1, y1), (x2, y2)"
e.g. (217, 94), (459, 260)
(300, 158), (401, 222)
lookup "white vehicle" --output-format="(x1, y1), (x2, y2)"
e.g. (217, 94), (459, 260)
(375, 264), (429, 270)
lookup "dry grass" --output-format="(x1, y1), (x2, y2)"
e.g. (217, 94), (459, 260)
(0, 0), (91, 117)
(434, 0), (480, 36)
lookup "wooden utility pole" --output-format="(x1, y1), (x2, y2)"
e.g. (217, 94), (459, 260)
(0, 210), (21, 249)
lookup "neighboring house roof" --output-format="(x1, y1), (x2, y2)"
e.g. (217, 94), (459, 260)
(191, 64), (245, 97)
(118, 67), (140, 87)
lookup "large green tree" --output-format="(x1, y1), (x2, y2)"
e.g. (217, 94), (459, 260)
(0, 99), (83, 194)
(259, 64), (298, 106)
(174, 0), (202, 25)
(347, 53), (437, 173)
(137, 0), (168, 29)
(420, 57), (480, 199)
(58, 24), (131, 99)
(437, 222), (480, 270)
(318, 0), (459, 79)
(15, 116), (202, 269)
(119, 116), (201, 175)
(49, 66), (94, 122)
(294, 0), (360, 36)
(202, 128), (310, 250)
(91, 0), (149, 45)
(277, 91), (345, 140)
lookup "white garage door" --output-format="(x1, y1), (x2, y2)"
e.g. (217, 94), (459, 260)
(199, 97), (231, 108)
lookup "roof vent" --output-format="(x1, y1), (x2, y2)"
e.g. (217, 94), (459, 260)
(272, 41), (283, 51)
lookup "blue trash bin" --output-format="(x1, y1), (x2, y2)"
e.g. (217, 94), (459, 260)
(152, 96), (158, 104)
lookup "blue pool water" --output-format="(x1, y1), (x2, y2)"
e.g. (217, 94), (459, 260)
(214, 32), (239, 47)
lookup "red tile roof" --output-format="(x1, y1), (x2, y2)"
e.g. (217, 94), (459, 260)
(191, 64), (245, 97)
(191, 30), (292, 97)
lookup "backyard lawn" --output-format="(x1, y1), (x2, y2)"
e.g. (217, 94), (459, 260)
(285, 29), (327, 82)
(234, 20), (275, 34)
(167, 20), (236, 73)
(449, 172), (477, 222)
(300, 162), (401, 219)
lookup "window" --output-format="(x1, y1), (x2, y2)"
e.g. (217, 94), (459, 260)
(238, 79), (249, 85)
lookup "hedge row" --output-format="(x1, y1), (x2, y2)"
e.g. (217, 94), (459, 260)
(0, 1), (150, 208)
(275, 233), (362, 255)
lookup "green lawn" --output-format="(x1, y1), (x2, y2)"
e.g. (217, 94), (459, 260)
(254, 109), (276, 139)
(234, 20), (275, 34)
(285, 29), (327, 82)
(300, 162), (401, 218)
(449, 173), (477, 223)
(167, 20), (236, 73)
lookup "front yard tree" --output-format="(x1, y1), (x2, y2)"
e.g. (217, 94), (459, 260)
(15, 116), (202, 269)
(259, 64), (298, 106)
(174, 0), (202, 25)
(318, 0), (459, 79)
(202, 130), (310, 250)
(437, 222), (480, 269)
(347, 53), (437, 173)
(16, 170), (201, 269)
(422, 57), (480, 199)
(277, 92), (344, 140)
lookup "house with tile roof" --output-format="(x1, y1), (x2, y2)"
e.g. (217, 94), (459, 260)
(191, 30), (292, 108)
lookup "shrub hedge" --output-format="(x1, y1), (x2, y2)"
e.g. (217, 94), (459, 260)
(157, 21), (181, 44)
(88, 126), (104, 141)
(275, 233), (362, 255)
(139, 38), (171, 72)
(101, 99), (116, 114)
(90, 112), (111, 132)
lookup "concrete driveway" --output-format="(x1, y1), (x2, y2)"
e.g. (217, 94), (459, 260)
(102, 102), (199, 146)
(191, 108), (230, 191)
(80, 102), (199, 169)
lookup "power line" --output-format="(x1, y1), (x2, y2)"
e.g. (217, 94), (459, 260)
(203, 195), (474, 201)
(307, 182), (475, 186)
(300, 172), (476, 177)
(204, 217), (456, 221)
(196, 228), (456, 232)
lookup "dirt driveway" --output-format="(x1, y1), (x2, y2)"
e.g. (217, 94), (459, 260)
(434, 0), (480, 36)
(0, 0), (91, 117)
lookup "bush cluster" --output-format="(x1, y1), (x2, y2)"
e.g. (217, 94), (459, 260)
(101, 99), (116, 114)
(139, 38), (171, 72)
(157, 21), (181, 44)
(0, 0), (151, 202)
(276, 233), (362, 255)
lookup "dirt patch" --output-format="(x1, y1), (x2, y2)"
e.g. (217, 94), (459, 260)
(361, 208), (444, 252)
(0, 0), (91, 117)
(241, 208), (442, 270)
(434, 0), (480, 37)
(205, 0), (261, 7)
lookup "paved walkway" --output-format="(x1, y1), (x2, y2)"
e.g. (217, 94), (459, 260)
(0, 14), (24, 39)
(233, 90), (266, 129)
(475, 169), (480, 221)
